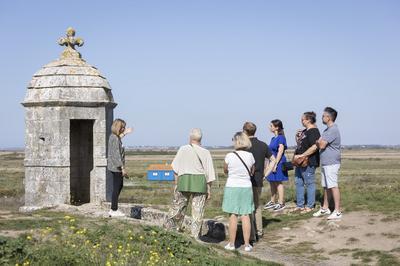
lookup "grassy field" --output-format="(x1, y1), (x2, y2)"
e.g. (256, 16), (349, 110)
(119, 149), (400, 217)
(1, 149), (400, 265)
(1, 148), (400, 222)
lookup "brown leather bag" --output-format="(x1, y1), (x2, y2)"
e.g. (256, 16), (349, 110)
(292, 155), (309, 167)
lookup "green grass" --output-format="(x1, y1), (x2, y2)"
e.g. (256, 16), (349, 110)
(329, 248), (400, 265)
(283, 241), (329, 261)
(0, 152), (24, 197)
(352, 249), (400, 265)
(0, 211), (277, 266)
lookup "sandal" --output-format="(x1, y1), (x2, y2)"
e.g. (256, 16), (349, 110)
(291, 207), (304, 213)
(301, 207), (314, 214)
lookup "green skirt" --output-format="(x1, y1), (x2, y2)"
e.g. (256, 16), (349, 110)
(222, 187), (254, 215)
(177, 174), (207, 194)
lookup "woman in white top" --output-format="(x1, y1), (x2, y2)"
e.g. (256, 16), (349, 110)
(222, 132), (255, 252)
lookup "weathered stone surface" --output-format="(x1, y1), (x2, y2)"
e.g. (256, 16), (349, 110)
(27, 75), (110, 89)
(24, 87), (112, 103)
(34, 66), (104, 77)
(21, 28), (116, 210)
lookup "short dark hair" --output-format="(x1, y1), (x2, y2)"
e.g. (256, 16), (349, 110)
(303, 111), (317, 124)
(243, 122), (257, 136)
(271, 119), (285, 135)
(324, 107), (338, 122)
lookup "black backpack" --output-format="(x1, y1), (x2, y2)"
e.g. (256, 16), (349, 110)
(130, 206), (143, 219)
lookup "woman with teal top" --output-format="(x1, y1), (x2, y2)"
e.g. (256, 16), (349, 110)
(222, 132), (255, 252)
(265, 120), (288, 212)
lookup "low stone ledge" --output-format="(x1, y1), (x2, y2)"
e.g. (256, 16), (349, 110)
(101, 202), (227, 241)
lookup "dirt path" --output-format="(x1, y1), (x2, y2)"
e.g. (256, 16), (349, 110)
(262, 211), (400, 265)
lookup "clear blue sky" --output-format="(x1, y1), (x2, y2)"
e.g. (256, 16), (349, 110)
(1, 0), (399, 148)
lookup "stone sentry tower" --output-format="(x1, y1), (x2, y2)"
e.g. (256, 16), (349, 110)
(21, 28), (116, 210)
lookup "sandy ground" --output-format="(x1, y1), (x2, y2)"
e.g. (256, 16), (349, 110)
(263, 210), (400, 265)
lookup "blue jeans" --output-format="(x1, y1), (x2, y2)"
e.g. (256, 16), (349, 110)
(295, 166), (316, 209)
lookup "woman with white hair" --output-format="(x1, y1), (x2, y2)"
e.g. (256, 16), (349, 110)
(222, 132), (255, 252)
(164, 128), (216, 239)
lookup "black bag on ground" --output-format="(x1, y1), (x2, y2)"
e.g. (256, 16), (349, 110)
(130, 206), (143, 219)
(204, 220), (226, 242)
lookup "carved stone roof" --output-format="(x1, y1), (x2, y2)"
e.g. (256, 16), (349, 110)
(23, 28), (116, 107)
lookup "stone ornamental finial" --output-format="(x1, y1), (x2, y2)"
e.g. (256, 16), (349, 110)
(58, 27), (84, 59)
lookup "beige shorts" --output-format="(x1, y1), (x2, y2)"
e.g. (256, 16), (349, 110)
(321, 164), (340, 188)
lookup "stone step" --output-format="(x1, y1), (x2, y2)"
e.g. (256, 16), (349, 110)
(101, 202), (227, 241)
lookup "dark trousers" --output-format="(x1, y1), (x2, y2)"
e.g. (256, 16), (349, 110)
(111, 171), (123, 211)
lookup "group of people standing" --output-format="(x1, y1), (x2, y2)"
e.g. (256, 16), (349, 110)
(106, 107), (342, 252)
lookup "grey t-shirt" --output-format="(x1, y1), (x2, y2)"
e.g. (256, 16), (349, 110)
(320, 124), (341, 166)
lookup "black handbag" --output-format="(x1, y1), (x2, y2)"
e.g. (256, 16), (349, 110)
(204, 220), (226, 242)
(282, 162), (294, 171)
(130, 206), (143, 219)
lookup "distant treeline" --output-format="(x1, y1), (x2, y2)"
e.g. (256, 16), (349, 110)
(125, 150), (177, 156)
(1, 145), (399, 153)
(124, 145), (400, 154)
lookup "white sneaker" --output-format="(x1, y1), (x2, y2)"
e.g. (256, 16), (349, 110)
(313, 208), (331, 217)
(327, 210), (342, 220)
(109, 210), (125, 217)
(244, 245), (253, 252)
(224, 243), (235, 251)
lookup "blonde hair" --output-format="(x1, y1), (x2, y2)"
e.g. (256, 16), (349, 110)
(233, 132), (252, 150)
(111, 119), (126, 136)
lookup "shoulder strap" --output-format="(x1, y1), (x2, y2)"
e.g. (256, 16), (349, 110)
(233, 151), (251, 176)
(190, 144), (205, 171)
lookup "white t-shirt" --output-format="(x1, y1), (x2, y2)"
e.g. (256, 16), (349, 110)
(225, 150), (255, 188)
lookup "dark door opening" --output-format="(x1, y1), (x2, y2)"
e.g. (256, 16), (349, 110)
(70, 119), (94, 205)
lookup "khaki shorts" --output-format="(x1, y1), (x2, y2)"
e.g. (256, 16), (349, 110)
(321, 164), (340, 188)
